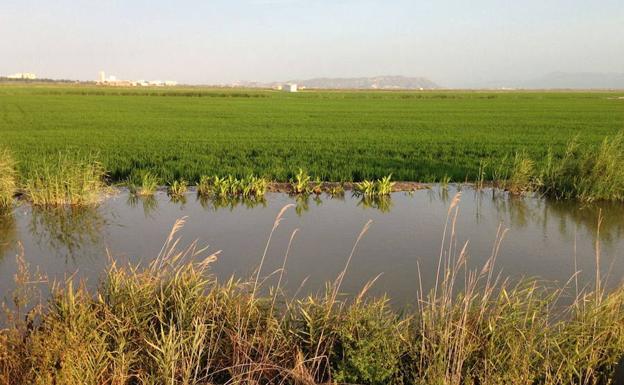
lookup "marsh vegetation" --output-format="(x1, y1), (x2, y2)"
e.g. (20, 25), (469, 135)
(2, 200), (624, 385)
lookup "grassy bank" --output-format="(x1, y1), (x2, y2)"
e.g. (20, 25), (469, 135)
(496, 131), (624, 202)
(1, 85), (622, 183)
(2, 204), (624, 385)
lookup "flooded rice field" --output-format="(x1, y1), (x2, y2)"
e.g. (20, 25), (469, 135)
(1, 185), (623, 305)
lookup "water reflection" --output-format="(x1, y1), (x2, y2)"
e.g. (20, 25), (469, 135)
(0, 211), (16, 260)
(1, 187), (624, 305)
(198, 195), (268, 212)
(357, 195), (393, 213)
(29, 206), (107, 261)
(127, 194), (159, 218)
(478, 192), (624, 245)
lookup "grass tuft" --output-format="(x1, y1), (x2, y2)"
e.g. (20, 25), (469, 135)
(23, 153), (107, 206)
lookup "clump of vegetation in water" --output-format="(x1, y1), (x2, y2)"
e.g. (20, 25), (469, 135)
(507, 151), (539, 194)
(327, 183), (345, 197)
(128, 171), (159, 196)
(23, 153), (107, 206)
(167, 179), (188, 198)
(197, 175), (268, 198)
(0, 148), (17, 209)
(3, 205), (624, 385)
(354, 175), (395, 197)
(290, 168), (312, 194)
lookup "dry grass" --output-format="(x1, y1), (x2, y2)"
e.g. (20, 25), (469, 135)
(23, 153), (107, 206)
(0, 148), (17, 209)
(2, 196), (624, 385)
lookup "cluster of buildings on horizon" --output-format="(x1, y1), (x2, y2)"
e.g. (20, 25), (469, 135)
(97, 71), (178, 87)
(5, 72), (37, 80)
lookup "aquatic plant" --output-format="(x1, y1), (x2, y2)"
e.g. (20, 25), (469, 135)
(135, 171), (159, 196)
(197, 175), (269, 198)
(0, 148), (17, 209)
(291, 168), (311, 194)
(354, 180), (376, 197)
(375, 175), (394, 196)
(327, 184), (345, 197)
(24, 153), (107, 206)
(196, 175), (212, 196)
(354, 175), (394, 197)
(167, 179), (188, 198)
(211, 175), (229, 197)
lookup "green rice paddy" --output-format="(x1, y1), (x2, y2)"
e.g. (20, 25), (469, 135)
(1, 84), (622, 182)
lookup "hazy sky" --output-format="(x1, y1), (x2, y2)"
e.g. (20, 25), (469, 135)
(1, 0), (622, 86)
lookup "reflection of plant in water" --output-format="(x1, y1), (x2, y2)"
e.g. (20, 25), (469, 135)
(295, 194), (310, 216)
(198, 195), (267, 212)
(357, 195), (393, 213)
(328, 184), (345, 198)
(0, 210), (17, 260)
(29, 206), (106, 261)
(127, 193), (159, 217)
(546, 200), (624, 245)
(486, 191), (624, 245)
(169, 194), (187, 207)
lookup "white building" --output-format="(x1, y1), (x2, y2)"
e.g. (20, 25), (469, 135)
(7, 72), (37, 80)
(282, 83), (298, 93)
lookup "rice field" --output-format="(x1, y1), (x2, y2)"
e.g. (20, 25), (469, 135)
(1, 84), (622, 183)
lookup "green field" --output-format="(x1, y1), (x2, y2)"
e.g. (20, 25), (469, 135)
(0, 84), (622, 183)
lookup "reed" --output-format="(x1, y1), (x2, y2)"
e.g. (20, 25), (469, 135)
(541, 131), (624, 202)
(2, 198), (624, 385)
(493, 131), (624, 202)
(23, 153), (107, 206)
(0, 148), (17, 209)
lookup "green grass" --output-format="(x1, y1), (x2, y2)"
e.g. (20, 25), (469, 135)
(128, 171), (159, 197)
(3, 205), (624, 385)
(1, 85), (622, 183)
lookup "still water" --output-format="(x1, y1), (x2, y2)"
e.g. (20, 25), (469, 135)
(1, 186), (623, 305)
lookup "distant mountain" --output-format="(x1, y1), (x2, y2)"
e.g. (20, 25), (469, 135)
(236, 76), (440, 90)
(288, 76), (440, 90)
(520, 72), (624, 89)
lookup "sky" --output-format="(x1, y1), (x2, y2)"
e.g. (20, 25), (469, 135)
(1, 0), (623, 87)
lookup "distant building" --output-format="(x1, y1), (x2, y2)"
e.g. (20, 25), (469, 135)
(282, 83), (298, 93)
(96, 72), (177, 87)
(7, 72), (37, 80)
